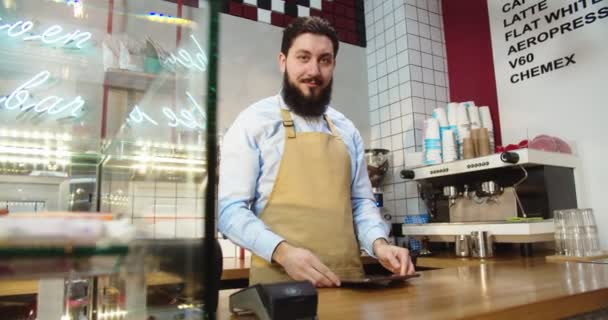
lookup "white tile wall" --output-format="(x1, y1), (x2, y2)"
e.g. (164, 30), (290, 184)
(155, 219), (176, 238)
(132, 218), (154, 237)
(271, 0), (284, 13)
(402, 113), (414, 131)
(410, 65), (422, 81)
(391, 134), (403, 150)
(399, 82), (412, 98)
(176, 183), (200, 198)
(155, 197), (176, 216)
(398, 67), (410, 83)
(132, 181), (155, 196)
(407, 34), (421, 51)
(390, 118), (401, 135)
(388, 72), (400, 89)
(297, 5), (310, 17)
(422, 52), (433, 68)
(133, 196), (155, 218)
(390, 102), (401, 118)
(195, 218), (204, 237)
(419, 23), (431, 39)
(365, 0), (449, 223)
(416, 0), (428, 10)
(176, 219), (197, 238)
(409, 50), (422, 66)
(412, 97), (425, 113)
(156, 182), (177, 197)
(411, 81), (424, 97)
(104, 177), (207, 240)
(176, 198), (197, 217)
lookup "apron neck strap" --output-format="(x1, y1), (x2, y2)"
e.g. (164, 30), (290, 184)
(278, 97), (339, 138)
(324, 114), (340, 138)
(280, 108), (297, 138)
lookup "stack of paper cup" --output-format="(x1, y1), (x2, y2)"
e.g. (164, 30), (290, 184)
(461, 101), (475, 108)
(478, 128), (491, 156)
(447, 103), (459, 127)
(432, 107), (449, 141)
(479, 106), (495, 152)
(433, 107), (449, 127)
(456, 104), (471, 159)
(467, 105), (482, 129)
(423, 118), (442, 165)
(446, 103), (459, 156)
(441, 129), (458, 162)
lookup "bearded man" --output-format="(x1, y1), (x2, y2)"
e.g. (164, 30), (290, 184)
(218, 16), (415, 287)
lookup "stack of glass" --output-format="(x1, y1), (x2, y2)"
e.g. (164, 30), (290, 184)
(554, 208), (601, 257)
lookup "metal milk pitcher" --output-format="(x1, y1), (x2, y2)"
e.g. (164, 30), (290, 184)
(454, 235), (470, 257)
(469, 231), (494, 258)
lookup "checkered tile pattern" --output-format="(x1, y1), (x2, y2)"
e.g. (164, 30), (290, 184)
(221, 0), (366, 46)
(365, 0), (448, 223)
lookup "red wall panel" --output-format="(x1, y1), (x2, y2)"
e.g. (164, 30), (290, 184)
(442, 0), (502, 145)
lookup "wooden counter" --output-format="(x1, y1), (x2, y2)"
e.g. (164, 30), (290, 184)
(220, 251), (562, 280)
(218, 258), (608, 319)
(0, 252), (553, 296)
(3, 254), (608, 318)
(220, 255), (379, 281)
(221, 257), (251, 280)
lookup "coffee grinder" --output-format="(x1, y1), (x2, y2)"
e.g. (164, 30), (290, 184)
(364, 149), (390, 219)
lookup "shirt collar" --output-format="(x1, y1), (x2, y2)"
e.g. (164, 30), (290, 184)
(277, 92), (289, 110)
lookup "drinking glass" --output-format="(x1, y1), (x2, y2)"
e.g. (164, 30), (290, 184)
(558, 208), (602, 257)
(579, 208), (600, 256)
(564, 209), (586, 256)
(553, 209), (567, 255)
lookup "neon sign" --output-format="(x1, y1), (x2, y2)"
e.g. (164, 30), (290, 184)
(163, 35), (208, 72)
(0, 17), (92, 49)
(127, 91), (207, 130)
(0, 71), (85, 118)
(128, 105), (159, 126)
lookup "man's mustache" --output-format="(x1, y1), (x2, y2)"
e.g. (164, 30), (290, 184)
(299, 77), (324, 86)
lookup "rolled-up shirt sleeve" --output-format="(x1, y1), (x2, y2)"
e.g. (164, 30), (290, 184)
(218, 114), (284, 262)
(350, 130), (390, 257)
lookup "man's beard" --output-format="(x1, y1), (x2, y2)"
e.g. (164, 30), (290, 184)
(281, 71), (332, 118)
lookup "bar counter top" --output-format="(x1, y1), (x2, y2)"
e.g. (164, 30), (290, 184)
(217, 257), (608, 319)
(219, 250), (557, 280)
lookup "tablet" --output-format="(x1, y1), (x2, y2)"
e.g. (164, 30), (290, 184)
(341, 273), (420, 287)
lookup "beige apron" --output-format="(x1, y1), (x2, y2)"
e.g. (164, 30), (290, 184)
(249, 106), (364, 284)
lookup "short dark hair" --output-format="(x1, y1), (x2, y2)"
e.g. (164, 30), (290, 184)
(281, 16), (339, 58)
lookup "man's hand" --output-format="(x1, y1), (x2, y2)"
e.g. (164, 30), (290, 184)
(373, 238), (416, 276)
(272, 241), (341, 287)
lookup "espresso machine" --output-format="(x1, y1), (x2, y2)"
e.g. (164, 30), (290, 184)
(364, 149), (390, 220)
(399, 149), (580, 255)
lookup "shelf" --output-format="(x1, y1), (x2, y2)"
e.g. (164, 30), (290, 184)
(0, 248), (132, 280)
(405, 149), (580, 181)
(0, 245), (128, 258)
(402, 220), (555, 243)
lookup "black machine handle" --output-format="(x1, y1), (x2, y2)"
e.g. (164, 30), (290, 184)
(500, 151), (520, 164)
(400, 169), (415, 180)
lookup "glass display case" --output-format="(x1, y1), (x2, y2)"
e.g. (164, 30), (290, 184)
(0, 0), (220, 319)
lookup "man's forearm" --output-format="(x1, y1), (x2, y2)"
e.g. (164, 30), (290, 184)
(218, 205), (285, 262)
(372, 237), (389, 256)
(271, 240), (290, 264)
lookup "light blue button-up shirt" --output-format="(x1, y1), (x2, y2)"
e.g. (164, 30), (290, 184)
(218, 95), (389, 262)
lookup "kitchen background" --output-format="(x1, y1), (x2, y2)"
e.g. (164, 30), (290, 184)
(1, 0), (606, 251)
